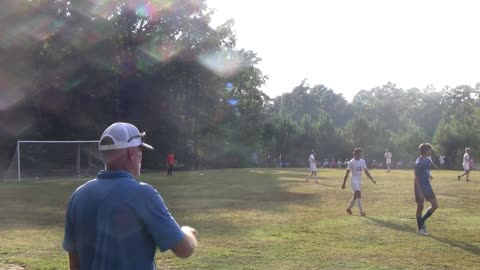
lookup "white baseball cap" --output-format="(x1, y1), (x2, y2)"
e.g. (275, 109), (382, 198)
(98, 122), (154, 151)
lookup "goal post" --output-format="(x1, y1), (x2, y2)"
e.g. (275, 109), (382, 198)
(3, 140), (103, 181)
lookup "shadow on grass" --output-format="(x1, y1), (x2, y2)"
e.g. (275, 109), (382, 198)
(364, 217), (417, 234)
(428, 235), (480, 256)
(437, 192), (476, 201)
(365, 217), (480, 256)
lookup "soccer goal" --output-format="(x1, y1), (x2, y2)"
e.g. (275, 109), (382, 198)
(3, 141), (104, 181)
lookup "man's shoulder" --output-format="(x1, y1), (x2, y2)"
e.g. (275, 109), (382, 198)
(124, 181), (157, 197)
(119, 182), (162, 208)
(72, 178), (99, 194)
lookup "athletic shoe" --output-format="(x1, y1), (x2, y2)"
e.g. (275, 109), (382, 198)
(422, 223), (428, 234)
(346, 208), (352, 215)
(314, 181), (319, 184)
(360, 212), (367, 217)
(418, 229), (428, 236)
(466, 179), (471, 182)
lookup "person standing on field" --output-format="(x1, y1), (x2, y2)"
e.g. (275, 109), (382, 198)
(458, 148), (472, 181)
(167, 151), (175, 176)
(63, 122), (197, 270)
(305, 150), (319, 184)
(414, 143), (439, 236)
(384, 148), (392, 172)
(341, 148), (376, 216)
(439, 154), (445, 169)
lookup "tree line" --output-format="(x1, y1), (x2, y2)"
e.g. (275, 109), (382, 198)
(1, 0), (479, 174)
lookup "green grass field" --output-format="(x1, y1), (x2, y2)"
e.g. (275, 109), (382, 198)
(1, 168), (479, 269)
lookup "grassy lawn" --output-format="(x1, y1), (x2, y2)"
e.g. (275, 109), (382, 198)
(1, 168), (479, 269)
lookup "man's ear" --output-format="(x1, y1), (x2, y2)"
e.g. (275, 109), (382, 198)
(127, 148), (135, 160)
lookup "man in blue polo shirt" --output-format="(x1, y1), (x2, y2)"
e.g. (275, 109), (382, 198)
(414, 143), (439, 236)
(63, 122), (198, 270)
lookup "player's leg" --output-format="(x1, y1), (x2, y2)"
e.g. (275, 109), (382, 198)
(458, 166), (468, 180)
(422, 198), (438, 223)
(354, 190), (366, 216)
(314, 171), (319, 184)
(414, 183), (428, 234)
(305, 172), (313, 183)
(346, 192), (355, 215)
(465, 170), (470, 181)
(420, 195), (438, 234)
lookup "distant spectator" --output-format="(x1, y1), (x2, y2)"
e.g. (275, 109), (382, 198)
(323, 158), (329, 168)
(330, 158), (336, 168)
(167, 151), (175, 176)
(439, 155), (445, 169)
(397, 160), (403, 169)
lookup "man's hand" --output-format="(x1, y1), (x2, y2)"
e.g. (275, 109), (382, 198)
(182, 226), (198, 238)
(172, 226), (198, 258)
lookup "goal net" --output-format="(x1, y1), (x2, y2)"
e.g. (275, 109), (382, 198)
(3, 141), (104, 181)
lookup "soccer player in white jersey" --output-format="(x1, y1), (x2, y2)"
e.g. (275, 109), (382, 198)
(384, 148), (392, 172)
(427, 155), (438, 180)
(458, 148), (471, 181)
(342, 148), (376, 216)
(305, 150), (319, 184)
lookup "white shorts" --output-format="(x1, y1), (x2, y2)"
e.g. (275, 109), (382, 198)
(386, 159), (391, 164)
(351, 180), (361, 192)
(463, 164), (470, 171)
(310, 164), (317, 172)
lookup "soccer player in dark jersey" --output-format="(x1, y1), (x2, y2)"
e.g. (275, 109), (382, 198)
(414, 143), (439, 236)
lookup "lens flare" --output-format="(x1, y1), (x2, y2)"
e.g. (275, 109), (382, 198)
(197, 52), (243, 77)
(140, 41), (182, 63)
(228, 99), (238, 106)
(84, 0), (176, 20)
(226, 82), (234, 91)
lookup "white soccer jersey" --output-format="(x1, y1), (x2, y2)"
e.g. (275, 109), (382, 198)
(348, 158), (367, 182)
(384, 152), (392, 163)
(309, 154), (317, 171)
(463, 153), (470, 166)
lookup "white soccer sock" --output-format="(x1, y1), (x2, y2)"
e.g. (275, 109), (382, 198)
(348, 197), (356, 209)
(356, 198), (364, 212)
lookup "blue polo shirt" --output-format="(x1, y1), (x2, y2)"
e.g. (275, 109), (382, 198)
(63, 170), (185, 270)
(415, 157), (432, 193)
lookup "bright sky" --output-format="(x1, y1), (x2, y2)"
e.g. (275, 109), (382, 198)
(207, 0), (480, 101)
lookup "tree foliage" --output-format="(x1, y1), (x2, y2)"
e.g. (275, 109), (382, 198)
(1, 1), (479, 173)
